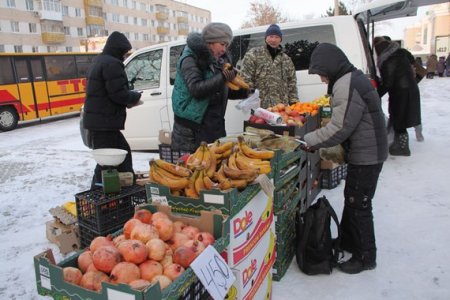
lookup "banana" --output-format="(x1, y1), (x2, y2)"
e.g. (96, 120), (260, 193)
(154, 159), (191, 177)
(235, 152), (271, 174)
(150, 166), (190, 190)
(184, 170), (200, 198)
(194, 169), (206, 194)
(238, 136), (275, 160)
(232, 75), (250, 90)
(223, 163), (259, 180)
(219, 178), (232, 190)
(227, 152), (239, 170)
(150, 161), (184, 180)
(229, 178), (248, 190)
(226, 81), (240, 90)
(200, 143), (211, 170)
(186, 144), (204, 170)
(215, 141), (234, 154)
(220, 148), (233, 159)
(203, 173), (217, 190)
(214, 164), (228, 183)
(206, 146), (217, 178)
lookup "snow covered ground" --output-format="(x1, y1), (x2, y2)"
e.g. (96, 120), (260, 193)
(0, 77), (449, 299)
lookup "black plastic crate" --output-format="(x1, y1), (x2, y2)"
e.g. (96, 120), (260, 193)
(159, 144), (191, 164)
(75, 185), (147, 233)
(78, 223), (123, 249)
(321, 164), (348, 189)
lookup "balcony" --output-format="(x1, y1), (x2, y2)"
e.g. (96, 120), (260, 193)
(39, 10), (63, 21)
(85, 0), (103, 6)
(156, 12), (168, 20)
(178, 29), (189, 36)
(41, 32), (66, 44)
(86, 16), (105, 26)
(157, 27), (170, 35)
(177, 16), (188, 23)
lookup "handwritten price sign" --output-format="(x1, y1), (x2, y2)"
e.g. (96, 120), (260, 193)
(190, 245), (236, 300)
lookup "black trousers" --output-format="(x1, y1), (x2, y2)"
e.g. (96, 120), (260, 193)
(340, 163), (383, 262)
(90, 130), (134, 189)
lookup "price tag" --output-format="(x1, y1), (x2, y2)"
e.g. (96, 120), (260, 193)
(151, 195), (168, 206)
(255, 174), (274, 197)
(190, 245), (235, 300)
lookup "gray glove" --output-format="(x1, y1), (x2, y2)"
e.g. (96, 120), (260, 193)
(222, 68), (237, 82)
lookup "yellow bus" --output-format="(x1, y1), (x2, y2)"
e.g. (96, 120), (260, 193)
(0, 52), (97, 131)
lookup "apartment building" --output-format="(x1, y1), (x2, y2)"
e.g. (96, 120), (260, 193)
(0, 0), (211, 53)
(403, 3), (450, 59)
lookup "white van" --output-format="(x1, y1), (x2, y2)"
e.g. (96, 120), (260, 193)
(122, 0), (444, 151)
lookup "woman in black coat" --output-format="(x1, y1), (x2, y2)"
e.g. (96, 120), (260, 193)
(375, 40), (421, 156)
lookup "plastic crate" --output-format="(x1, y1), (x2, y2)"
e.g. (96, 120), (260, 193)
(321, 164), (348, 189)
(75, 185), (147, 233)
(78, 223), (123, 249)
(159, 144), (191, 164)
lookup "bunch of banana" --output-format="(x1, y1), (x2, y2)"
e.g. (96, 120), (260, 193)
(236, 136), (274, 175)
(149, 159), (191, 191)
(183, 167), (219, 199)
(312, 94), (330, 107)
(209, 140), (234, 166)
(186, 142), (214, 171)
(223, 63), (250, 91)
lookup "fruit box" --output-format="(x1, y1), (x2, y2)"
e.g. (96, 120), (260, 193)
(46, 220), (80, 255)
(34, 204), (228, 300)
(243, 121), (308, 139)
(145, 181), (262, 217)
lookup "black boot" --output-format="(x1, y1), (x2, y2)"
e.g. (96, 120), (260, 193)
(339, 251), (377, 274)
(389, 132), (411, 156)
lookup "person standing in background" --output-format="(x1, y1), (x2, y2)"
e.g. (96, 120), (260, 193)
(171, 22), (248, 153)
(426, 54), (438, 79)
(240, 24), (298, 108)
(83, 31), (142, 188)
(445, 53), (450, 77)
(437, 56), (445, 77)
(303, 43), (388, 274)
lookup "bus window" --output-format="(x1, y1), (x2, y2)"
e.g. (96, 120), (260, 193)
(76, 55), (96, 77)
(169, 45), (185, 85)
(45, 55), (77, 80)
(30, 58), (45, 81)
(0, 57), (15, 84)
(14, 59), (30, 83)
(125, 49), (163, 90)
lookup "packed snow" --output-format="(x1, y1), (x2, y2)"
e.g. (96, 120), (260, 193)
(0, 77), (449, 299)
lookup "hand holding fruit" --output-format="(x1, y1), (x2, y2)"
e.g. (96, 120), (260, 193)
(222, 68), (237, 82)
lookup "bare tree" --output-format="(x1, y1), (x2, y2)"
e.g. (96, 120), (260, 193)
(323, 1), (352, 17)
(240, 0), (289, 29)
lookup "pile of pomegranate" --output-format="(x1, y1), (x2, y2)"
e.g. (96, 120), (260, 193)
(63, 209), (215, 292)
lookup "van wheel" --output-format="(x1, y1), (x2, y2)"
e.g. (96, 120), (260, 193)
(0, 106), (19, 131)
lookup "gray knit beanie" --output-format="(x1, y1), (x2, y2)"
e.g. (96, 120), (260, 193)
(202, 22), (233, 45)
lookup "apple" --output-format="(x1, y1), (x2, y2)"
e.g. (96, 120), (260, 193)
(249, 115), (258, 123)
(254, 117), (267, 124)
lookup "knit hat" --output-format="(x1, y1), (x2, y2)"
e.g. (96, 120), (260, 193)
(265, 24), (282, 39)
(202, 22), (233, 45)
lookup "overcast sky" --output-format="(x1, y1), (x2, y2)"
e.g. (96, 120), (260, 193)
(184, 0), (426, 39)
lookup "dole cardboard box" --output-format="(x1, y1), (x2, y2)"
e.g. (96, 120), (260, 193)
(35, 204), (228, 300)
(222, 188), (274, 267)
(227, 272), (273, 300)
(228, 227), (276, 300)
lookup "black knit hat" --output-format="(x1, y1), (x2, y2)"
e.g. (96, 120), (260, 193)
(265, 24), (282, 39)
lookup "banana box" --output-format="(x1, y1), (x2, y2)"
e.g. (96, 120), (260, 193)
(227, 227), (276, 300)
(221, 188), (274, 267)
(227, 272), (273, 300)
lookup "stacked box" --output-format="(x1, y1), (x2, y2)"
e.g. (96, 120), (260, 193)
(75, 185), (147, 248)
(321, 163), (348, 189)
(159, 144), (191, 164)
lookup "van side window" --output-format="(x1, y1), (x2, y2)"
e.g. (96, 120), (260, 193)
(230, 25), (336, 71)
(169, 45), (185, 85)
(125, 49), (163, 90)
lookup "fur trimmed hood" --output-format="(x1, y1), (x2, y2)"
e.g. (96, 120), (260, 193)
(376, 42), (400, 69)
(186, 32), (214, 70)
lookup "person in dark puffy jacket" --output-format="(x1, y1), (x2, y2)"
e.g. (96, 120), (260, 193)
(83, 31), (142, 188)
(171, 23), (248, 152)
(303, 43), (388, 274)
(375, 40), (422, 156)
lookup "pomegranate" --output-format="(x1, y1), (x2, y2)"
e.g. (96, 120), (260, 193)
(163, 263), (185, 281)
(152, 218), (174, 241)
(86, 263), (98, 272)
(184, 239), (206, 257)
(195, 232), (215, 247)
(173, 221), (186, 233)
(118, 239), (148, 264)
(123, 219), (142, 239)
(133, 209), (153, 224)
(109, 262), (141, 284)
(131, 223), (159, 244)
(167, 232), (190, 251)
(80, 270), (109, 292)
(89, 235), (114, 253)
(139, 260), (163, 281)
(146, 238), (167, 261)
(113, 234), (127, 247)
(173, 246), (196, 268)
(151, 275), (172, 290)
(63, 267), (83, 285)
(92, 245), (122, 274)
(151, 211), (169, 222)
(160, 254), (173, 269)
(77, 250), (93, 273)
(181, 225), (200, 240)
(129, 279), (151, 290)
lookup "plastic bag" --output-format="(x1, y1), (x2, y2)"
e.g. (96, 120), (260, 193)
(235, 89), (260, 112)
(319, 145), (345, 164)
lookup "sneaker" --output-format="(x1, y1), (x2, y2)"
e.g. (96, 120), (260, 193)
(338, 257), (376, 274)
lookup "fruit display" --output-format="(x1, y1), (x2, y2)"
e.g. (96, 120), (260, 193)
(62, 209), (215, 293)
(312, 94), (331, 107)
(149, 138), (274, 198)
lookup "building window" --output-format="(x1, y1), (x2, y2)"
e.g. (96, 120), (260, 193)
(143, 33), (149, 41)
(32, 46), (39, 52)
(66, 46), (72, 52)
(43, 0), (61, 12)
(140, 3), (145, 10)
(141, 19), (147, 26)
(75, 8), (81, 17)
(62, 5), (68, 16)
(124, 16), (128, 24)
(89, 6), (102, 17)
(0, 45), (5, 52)
(123, 0), (128, 8)
(133, 17), (138, 25)
(11, 21), (19, 33)
(14, 45), (23, 53)
(26, 0), (34, 10)
(125, 32), (130, 39)
(47, 46), (57, 52)
(7, 0), (16, 8)
(77, 27), (83, 36)
(29, 23), (37, 33)
(132, 1), (136, 9)
(111, 0), (118, 5)
(112, 14), (120, 23)
(64, 26), (70, 35)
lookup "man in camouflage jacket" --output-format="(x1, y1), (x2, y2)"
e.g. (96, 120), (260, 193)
(240, 24), (298, 108)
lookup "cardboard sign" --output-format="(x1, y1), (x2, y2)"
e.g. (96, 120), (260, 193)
(190, 245), (236, 300)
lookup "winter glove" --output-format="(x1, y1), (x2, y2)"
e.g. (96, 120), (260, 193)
(222, 68), (237, 82)
(298, 140), (315, 153)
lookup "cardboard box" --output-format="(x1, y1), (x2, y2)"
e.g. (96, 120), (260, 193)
(45, 220), (80, 255)
(35, 204), (228, 300)
(227, 272), (272, 300)
(159, 129), (172, 145)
